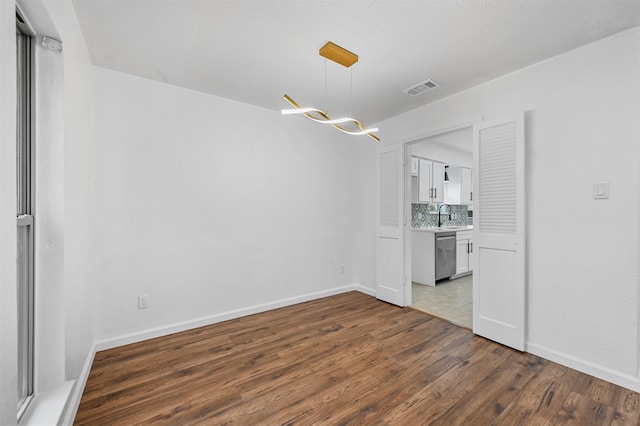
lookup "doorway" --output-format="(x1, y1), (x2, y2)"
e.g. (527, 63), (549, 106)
(407, 126), (474, 329)
(377, 113), (526, 350)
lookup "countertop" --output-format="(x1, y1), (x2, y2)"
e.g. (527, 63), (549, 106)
(412, 225), (473, 233)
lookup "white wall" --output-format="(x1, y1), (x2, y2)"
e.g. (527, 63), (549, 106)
(364, 27), (640, 388)
(33, 27), (66, 396)
(352, 142), (377, 294)
(43, 0), (96, 385)
(0, 1), (19, 423)
(91, 67), (361, 343)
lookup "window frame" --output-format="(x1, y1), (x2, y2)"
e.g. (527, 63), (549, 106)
(16, 5), (35, 420)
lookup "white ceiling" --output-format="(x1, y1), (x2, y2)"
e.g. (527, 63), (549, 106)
(72, 0), (640, 125)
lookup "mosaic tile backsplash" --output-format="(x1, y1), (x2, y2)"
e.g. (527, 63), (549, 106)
(412, 204), (471, 228)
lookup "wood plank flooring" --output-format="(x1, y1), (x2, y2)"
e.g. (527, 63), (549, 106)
(75, 291), (640, 425)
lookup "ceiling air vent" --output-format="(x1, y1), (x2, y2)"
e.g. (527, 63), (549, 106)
(403, 79), (440, 96)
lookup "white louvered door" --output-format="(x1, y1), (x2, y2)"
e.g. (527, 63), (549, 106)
(376, 144), (405, 306)
(473, 114), (526, 351)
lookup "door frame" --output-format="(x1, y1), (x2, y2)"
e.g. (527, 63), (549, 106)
(403, 122), (474, 307)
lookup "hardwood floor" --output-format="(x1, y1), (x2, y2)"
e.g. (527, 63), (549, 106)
(75, 291), (639, 425)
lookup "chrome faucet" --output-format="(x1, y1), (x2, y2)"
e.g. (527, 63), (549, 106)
(437, 203), (450, 227)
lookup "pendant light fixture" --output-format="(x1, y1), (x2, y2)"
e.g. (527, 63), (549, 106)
(281, 41), (379, 142)
(444, 165), (450, 182)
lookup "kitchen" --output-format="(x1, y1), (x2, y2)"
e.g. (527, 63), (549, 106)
(409, 127), (474, 329)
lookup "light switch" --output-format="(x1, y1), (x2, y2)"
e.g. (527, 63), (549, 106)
(593, 183), (609, 199)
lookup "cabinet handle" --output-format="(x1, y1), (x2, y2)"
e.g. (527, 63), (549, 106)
(430, 188), (433, 198)
(470, 242), (473, 253)
(470, 192), (473, 201)
(467, 241), (470, 254)
(434, 188), (437, 198)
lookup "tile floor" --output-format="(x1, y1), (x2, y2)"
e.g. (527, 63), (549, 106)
(411, 274), (472, 329)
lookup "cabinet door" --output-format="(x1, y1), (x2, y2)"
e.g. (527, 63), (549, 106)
(418, 159), (432, 202)
(432, 162), (445, 203)
(411, 176), (418, 204)
(456, 239), (469, 274)
(461, 167), (473, 204)
(411, 157), (419, 176)
(444, 167), (462, 205)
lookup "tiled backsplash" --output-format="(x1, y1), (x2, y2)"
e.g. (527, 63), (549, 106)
(412, 204), (471, 228)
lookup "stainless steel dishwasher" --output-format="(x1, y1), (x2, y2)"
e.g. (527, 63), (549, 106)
(435, 232), (456, 281)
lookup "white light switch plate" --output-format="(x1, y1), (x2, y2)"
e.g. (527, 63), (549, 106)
(593, 182), (609, 199)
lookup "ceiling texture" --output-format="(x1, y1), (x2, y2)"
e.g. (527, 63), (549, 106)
(72, 0), (640, 126)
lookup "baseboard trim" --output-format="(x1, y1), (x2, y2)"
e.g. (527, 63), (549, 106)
(526, 342), (640, 393)
(59, 343), (96, 425)
(352, 284), (376, 297)
(95, 284), (371, 352)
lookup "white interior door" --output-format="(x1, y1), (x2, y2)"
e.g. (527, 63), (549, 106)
(473, 113), (526, 351)
(376, 144), (405, 306)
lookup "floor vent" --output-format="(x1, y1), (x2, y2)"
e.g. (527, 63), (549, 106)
(404, 79), (440, 96)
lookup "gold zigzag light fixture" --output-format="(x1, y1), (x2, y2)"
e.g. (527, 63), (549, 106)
(282, 41), (379, 142)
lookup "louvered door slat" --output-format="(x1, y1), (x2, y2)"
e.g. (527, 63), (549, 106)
(478, 122), (517, 235)
(379, 151), (399, 227)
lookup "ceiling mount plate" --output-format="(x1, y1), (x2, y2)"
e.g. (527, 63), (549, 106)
(319, 41), (358, 68)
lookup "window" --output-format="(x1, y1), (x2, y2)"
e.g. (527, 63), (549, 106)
(16, 7), (35, 419)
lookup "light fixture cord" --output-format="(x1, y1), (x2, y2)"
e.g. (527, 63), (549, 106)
(324, 59), (328, 114)
(350, 66), (353, 118)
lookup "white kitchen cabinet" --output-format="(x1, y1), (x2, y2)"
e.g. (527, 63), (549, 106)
(411, 157), (419, 176)
(432, 162), (445, 203)
(461, 167), (473, 205)
(444, 166), (473, 205)
(411, 176), (418, 203)
(456, 230), (473, 275)
(418, 160), (431, 202)
(418, 159), (445, 203)
(412, 230), (436, 286)
(456, 239), (469, 274)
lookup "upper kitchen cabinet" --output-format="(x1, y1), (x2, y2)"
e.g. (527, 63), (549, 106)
(444, 166), (473, 205)
(461, 167), (473, 204)
(432, 162), (445, 203)
(411, 157), (419, 176)
(418, 159), (445, 203)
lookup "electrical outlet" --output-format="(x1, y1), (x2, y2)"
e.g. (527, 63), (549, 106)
(138, 294), (149, 309)
(593, 182), (609, 199)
